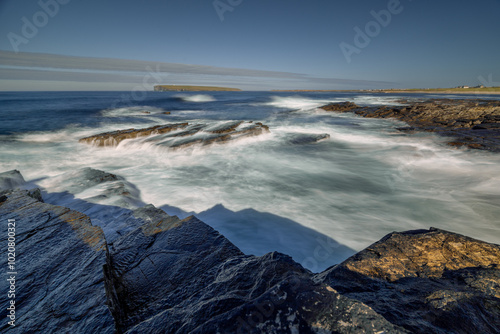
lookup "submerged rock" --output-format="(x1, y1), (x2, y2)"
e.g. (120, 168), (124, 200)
(321, 99), (500, 152)
(0, 170), (26, 191)
(289, 133), (330, 145)
(317, 228), (500, 333)
(40, 167), (143, 209)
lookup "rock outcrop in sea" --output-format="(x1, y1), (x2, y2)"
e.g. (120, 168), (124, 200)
(321, 99), (500, 152)
(1, 170), (499, 333)
(79, 121), (270, 149)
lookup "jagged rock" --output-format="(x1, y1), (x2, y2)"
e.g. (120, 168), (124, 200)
(321, 99), (500, 152)
(0, 190), (114, 333)
(331, 227), (500, 281)
(0, 170), (26, 191)
(161, 124), (206, 138)
(168, 122), (270, 150)
(317, 228), (500, 333)
(206, 120), (244, 134)
(79, 123), (189, 146)
(26, 188), (43, 202)
(79, 121), (270, 150)
(104, 214), (406, 334)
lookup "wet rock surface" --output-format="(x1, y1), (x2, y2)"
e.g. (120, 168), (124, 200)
(0, 170), (26, 191)
(40, 167), (143, 209)
(317, 228), (500, 333)
(79, 121), (270, 149)
(321, 101), (360, 112)
(289, 133), (331, 145)
(105, 215), (405, 334)
(321, 99), (500, 152)
(1, 170), (499, 333)
(0, 189), (114, 334)
(79, 123), (189, 146)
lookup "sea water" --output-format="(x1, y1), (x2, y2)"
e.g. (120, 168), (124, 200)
(1, 91), (499, 270)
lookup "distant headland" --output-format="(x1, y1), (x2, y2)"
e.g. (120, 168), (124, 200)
(272, 86), (500, 95)
(154, 85), (241, 92)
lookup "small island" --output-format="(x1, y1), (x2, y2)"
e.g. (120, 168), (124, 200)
(154, 85), (241, 92)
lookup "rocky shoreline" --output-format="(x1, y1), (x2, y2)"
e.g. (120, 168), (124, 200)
(321, 99), (500, 152)
(1, 169), (499, 333)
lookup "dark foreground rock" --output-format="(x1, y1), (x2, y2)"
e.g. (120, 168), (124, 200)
(0, 176), (404, 333)
(321, 100), (500, 152)
(79, 121), (270, 149)
(1, 170), (499, 333)
(317, 228), (500, 333)
(0, 190), (115, 333)
(103, 205), (404, 333)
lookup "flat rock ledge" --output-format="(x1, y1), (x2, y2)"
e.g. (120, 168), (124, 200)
(79, 121), (270, 149)
(321, 99), (500, 152)
(1, 170), (499, 333)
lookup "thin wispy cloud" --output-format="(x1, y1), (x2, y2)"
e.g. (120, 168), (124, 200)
(0, 50), (391, 90)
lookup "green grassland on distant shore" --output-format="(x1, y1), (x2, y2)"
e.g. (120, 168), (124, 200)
(154, 85), (241, 92)
(273, 87), (500, 95)
(379, 87), (500, 95)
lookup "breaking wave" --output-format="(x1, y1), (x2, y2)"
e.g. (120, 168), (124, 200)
(1, 91), (500, 270)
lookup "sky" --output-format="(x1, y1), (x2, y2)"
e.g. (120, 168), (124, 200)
(0, 0), (499, 91)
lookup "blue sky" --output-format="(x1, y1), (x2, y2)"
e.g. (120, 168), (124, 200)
(0, 0), (499, 90)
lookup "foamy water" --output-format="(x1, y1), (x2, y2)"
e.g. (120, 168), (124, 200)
(1, 91), (499, 270)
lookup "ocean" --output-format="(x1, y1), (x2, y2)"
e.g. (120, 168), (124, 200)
(1, 91), (499, 271)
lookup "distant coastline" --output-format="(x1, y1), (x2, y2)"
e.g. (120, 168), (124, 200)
(272, 87), (500, 95)
(154, 85), (241, 92)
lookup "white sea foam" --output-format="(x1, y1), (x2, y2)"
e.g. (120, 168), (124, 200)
(260, 95), (404, 111)
(351, 95), (405, 106)
(17, 130), (76, 143)
(2, 94), (500, 267)
(102, 106), (169, 117)
(260, 96), (336, 110)
(175, 94), (216, 102)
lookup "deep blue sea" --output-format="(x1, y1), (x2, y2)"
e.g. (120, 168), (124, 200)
(1, 91), (499, 271)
